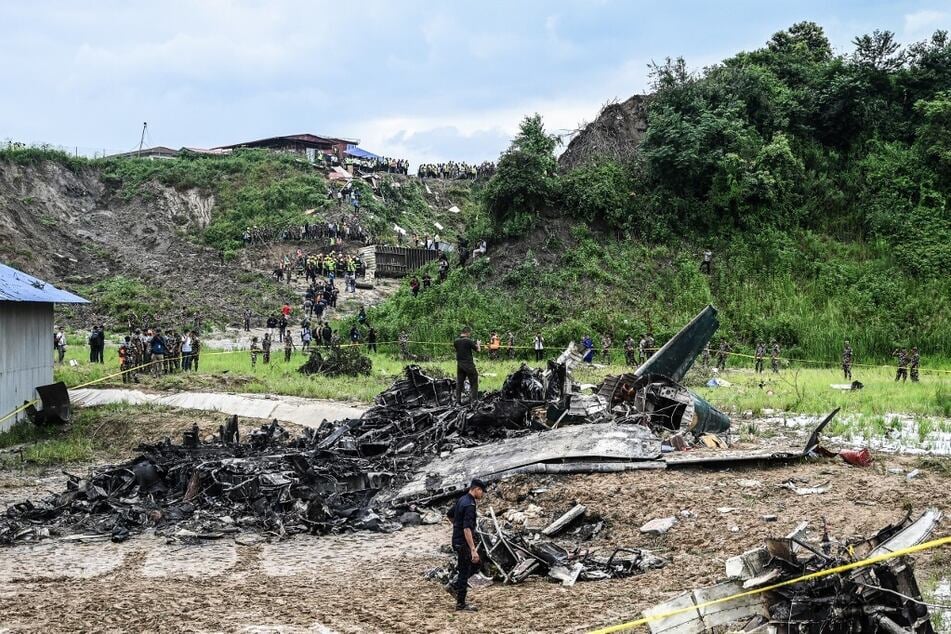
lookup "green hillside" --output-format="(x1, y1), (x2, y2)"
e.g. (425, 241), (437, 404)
(364, 22), (951, 363)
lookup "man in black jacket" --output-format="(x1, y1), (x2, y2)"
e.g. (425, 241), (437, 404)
(447, 479), (485, 611)
(453, 327), (480, 405)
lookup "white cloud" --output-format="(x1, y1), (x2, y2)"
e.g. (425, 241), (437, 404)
(903, 9), (949, 40)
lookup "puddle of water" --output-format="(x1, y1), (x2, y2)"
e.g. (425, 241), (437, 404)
(752, 413), (951, 456)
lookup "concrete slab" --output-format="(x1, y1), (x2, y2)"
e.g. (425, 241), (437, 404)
(70, 389), (364, 429)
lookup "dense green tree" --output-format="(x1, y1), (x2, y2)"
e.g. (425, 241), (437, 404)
(483, 114), (560, 236)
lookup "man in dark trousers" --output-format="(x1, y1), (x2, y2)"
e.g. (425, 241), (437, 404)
(447, 478), (485, 612)
(453, 327), (481, 405)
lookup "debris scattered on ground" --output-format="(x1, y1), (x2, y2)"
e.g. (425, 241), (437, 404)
(427, 503), (664, 589)
(640, 517), (677, 536)
(645, 508), (943, 633)
(1, 307), (852, 546)
(298, 345), (372, 376)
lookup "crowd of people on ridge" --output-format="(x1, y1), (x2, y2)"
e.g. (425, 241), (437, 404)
(417, 161), (495, 180)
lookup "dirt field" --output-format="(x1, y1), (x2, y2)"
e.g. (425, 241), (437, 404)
(1, 446), (948, 633)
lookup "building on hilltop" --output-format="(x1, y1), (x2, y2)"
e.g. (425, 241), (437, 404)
(0, 262), (88, 431)
(103, 146), (181, 160)
(215, 133), (360, 163)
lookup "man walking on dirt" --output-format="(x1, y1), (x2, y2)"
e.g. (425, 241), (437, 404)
(454, 327), (481, 405)
(446, 478), (485, 612)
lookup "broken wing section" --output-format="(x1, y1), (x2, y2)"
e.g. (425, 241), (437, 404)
(635, 305), (718, 383)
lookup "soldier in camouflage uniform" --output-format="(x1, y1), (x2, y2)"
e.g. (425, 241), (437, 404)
(716, 340), (730, 370)
(754, 341), (766, 373)
(129, 329), (144, 382)
(893, 348), (908, 382)
(910, 347), (920, 383)
(770, 340), (781, 373)
(841, 340), (853, 380)
(398, 330), (410, 359)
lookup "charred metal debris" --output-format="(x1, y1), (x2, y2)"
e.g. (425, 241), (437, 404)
(427, 503), (666, 589)
(2, 306), (844, 546)
(644, 508), (944, 633)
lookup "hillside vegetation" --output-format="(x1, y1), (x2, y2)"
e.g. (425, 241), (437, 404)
(367, 23), (951, 363)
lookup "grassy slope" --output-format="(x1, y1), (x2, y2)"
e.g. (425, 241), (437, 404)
(362, 222), (951, 365)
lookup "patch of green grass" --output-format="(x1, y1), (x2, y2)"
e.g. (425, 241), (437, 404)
(0, 403), (137, 465)
(52, 341), (951, 418)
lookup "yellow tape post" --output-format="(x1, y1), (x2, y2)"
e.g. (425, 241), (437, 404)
(587, 535), (951, 634)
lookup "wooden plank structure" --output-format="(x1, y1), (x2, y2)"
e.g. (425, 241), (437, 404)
(364, 245), (442, 278)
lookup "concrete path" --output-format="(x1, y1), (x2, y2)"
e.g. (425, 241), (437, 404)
(70, 388), (365, 429)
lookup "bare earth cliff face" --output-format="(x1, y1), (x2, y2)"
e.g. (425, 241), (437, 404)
(0, 161), (285, 328)
(558, 94), (649, 171)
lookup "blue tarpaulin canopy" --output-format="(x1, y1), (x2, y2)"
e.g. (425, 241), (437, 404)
(345, 145), (381, 160)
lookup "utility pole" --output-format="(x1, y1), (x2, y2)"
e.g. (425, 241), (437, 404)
(138, 122), (148, 157)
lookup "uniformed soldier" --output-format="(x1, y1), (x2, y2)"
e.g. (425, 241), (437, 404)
(398, 330), (410, 359)
(284, 333), (296, 362)
(717, 340), (730, 370)
(250, 337), (261, 368)
(770, 340), (781, 373)
(894, 348), (908, 382)
(754, 341), (766, 373)
(910, 347), (920, 383)
(262, 333), (272, 364)
(842, 340), (853, 380)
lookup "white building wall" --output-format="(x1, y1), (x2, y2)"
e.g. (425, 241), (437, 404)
(0, 302), (54, 431)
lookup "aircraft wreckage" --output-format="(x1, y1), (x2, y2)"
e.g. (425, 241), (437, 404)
(1, 305), (845, 545)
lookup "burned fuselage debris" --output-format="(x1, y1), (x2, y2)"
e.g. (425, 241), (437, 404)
(2, 306), (839, 547)
(644, 509), (942, 633)
(427, 503), (665, 589)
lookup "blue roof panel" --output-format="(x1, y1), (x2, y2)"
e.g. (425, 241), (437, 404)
(0, 262), (89, 303)
(345, 145), (382, 160)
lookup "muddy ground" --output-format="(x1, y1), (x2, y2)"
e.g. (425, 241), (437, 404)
(1, 413), (949, 633)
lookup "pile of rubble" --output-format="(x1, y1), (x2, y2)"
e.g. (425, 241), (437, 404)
(428, 503), (665, 590)
(1, 306), (852, 547)
(644, 508), (944, 633)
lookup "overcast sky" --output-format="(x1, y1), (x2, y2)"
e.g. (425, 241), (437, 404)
(1, 1), (948, 167)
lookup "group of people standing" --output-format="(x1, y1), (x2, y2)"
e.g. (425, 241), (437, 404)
(117, 328), (202, 382)
(417, 161), (495, 180)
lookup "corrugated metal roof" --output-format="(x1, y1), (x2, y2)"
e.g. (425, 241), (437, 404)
(0, 262), (89, 303)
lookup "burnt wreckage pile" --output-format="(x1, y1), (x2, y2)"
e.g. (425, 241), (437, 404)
(644, 509), (944, 633)
(428, 503), (666, 589)
(2, 306), (829, 546)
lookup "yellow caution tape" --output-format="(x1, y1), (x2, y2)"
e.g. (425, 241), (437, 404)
(588, 535), (951, 634)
